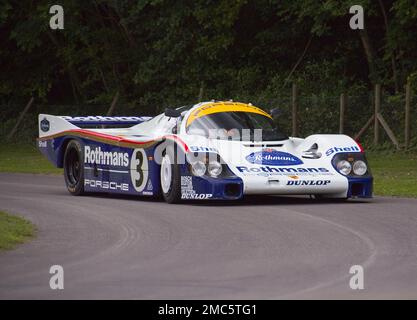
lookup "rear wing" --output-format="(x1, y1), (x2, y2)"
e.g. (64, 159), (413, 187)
(38, 114), (151, 138)
(60, 116), (152, 126)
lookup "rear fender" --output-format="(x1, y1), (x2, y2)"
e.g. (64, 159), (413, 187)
(38, 135), (83, 168)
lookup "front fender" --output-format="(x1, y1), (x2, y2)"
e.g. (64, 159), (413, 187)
(295, 134), (362, 159)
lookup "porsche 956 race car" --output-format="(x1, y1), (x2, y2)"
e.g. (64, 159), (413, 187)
(37, 101), (373, 203)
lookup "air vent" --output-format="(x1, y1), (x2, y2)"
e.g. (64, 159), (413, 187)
(302, 143), (322, 159)
(243, 143), (283, 148)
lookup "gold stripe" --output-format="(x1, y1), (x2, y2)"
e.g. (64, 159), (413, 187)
(39, 131), (158, 149)
(186, 101), (272, 127)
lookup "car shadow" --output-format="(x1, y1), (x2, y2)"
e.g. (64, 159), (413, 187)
(79, 192), (372, 207)
(188, 195), (372, 207)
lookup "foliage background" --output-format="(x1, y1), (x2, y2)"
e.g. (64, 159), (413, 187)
(1, 0), (416, 149)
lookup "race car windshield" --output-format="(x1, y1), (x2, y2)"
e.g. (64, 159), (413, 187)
(186, 112), (288, 141)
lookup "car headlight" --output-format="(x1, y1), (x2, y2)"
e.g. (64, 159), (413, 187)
(208, 161), (222, 177)
(191, 161), (206, 176)
(337, 160), (352, 175)
(353, 160), (367, 175)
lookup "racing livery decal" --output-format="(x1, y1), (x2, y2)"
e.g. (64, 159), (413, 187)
(130, 148), (149, 192)
(180, 176), (213, 199)
(189, 146), (218, 153)
(236, 166), (330, 175)
(325, 145), (361, 156)
(84, 146), (129, 167)
(246, 149), (303, 166)
(40, 118), (50, 132)
(85, 179), (129, 191)
(286, 180), (331, 186)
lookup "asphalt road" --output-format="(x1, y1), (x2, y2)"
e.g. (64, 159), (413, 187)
(0, 173), (416, 299)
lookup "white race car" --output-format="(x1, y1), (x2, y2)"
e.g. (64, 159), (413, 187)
(38, 101), (373, 203)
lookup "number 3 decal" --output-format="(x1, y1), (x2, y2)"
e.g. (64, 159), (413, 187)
(130, 149), (148, 192)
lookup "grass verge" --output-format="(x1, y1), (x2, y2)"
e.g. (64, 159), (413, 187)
(0, 143), (62, 174)
(367, 152), (417, 198)
(0, 211), (36, 250)
(0, 143), (416, 198)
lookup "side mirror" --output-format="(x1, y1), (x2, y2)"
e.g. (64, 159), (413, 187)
(270, 108), (281, 118)
(164, 108), (182, 118)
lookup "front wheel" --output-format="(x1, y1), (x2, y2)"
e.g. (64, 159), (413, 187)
(63, 140), (84, 195)
(160, 146), (181, 203)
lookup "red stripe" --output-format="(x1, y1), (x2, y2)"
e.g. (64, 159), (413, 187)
(163, 134), (190, 152)
(45, 129), (190, 152)
(355, 140), (364, 152)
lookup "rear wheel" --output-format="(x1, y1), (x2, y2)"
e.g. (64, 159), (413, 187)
(63, 140), (84, 195)
(160, 146), (181, 203)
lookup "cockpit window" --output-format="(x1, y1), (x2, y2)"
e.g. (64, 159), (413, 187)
(186, 111), (288, 141)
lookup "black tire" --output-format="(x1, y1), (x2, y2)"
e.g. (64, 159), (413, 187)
(160, 145), (181, 203)
(63, 140), (84, 196)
